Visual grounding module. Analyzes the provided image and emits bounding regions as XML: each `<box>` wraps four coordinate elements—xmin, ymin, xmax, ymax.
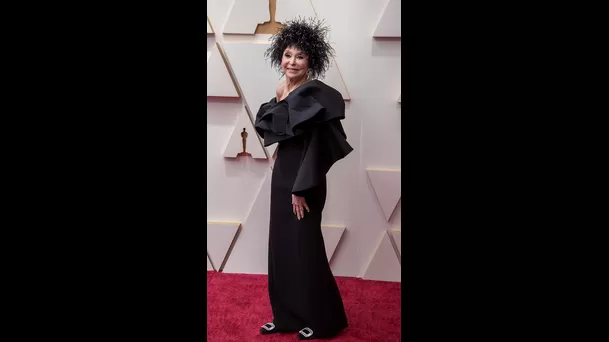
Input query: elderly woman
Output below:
<box><xmin>254</xmin><ymin>18</ymin><xmax>353</xmax><ymax>340</ymax></box>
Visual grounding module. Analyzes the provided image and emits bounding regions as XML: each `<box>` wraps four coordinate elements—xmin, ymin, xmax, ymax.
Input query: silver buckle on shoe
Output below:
<box><xmin>299</xmin><ymin>327</ymin><xmax>313</xmax><ymax>338</ymax></box>
<box><xmin>262</xmin><ymin>323</ymin><xmax>275</xmax><ymax>331</ymax></box>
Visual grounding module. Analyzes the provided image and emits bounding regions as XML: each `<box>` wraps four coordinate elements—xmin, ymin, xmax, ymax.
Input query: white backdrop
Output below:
<box><xmin>207</xmin><ymin>0</ymin><xmax>401</xmax><ymax>282</ymax></box>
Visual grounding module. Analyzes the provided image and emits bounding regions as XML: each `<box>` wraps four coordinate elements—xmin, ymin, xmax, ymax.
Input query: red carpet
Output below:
<box><xmin>207</xmin><ymin>271</ymin><xmax>401</xmax><ymax>341</ymax></box>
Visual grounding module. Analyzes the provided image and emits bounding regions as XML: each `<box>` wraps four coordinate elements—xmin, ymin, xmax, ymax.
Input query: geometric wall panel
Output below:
<box><xmin>390</xmin><ymin>228</ymin><xmax>401</xmax><ymax>256</ymax></box>
<box><xmin>224</xmin><ymin>0</ymin><xmax>318</xmax><ymax>34</ymax></box>
<box><xmin>207</xmin><ymin>221</ymin><xmax>241</xmax><ymax>272</ymax></box>
<box><xmin>373</xmin><ymin>0</ymin><xmax>401</xmax><ymax>38</ymax></box>
<box><xmin>207</xmin><ymin>42</ymin><xmax>240</xmax><ymax>98</ymax></box>
<box><xmin>223</xmin><ymin>0</ymin><xmax>270</xmax><ymax>34</ymax></box>
<box><xmin>274</xmin><ymin>0</ymin><xmax>316</xmax><ymax>23</ymax></box>
<box><xmin>221</xmin><ymin>169</ymin><xmax>273</xmax><ymax>274</ymax></box>
<box><xmin>206</xmin><ymin>0</ymin><xmax>222</xmax><ymax>34</ymax></box>
<box><xmin>323</xmin><ymin>59</ymin><xmax>351</xmax><ymax>101</ymax></box>
<box><xmin>221</xmin><ymin>43</ymin><xmax>275</xmax><ymax>122</ymax></box>
<box><xmin>363</xmin><ymin>231</ymin><xmax>401</xmax><ymax>282</ymax></box>
<box><xmin>366</xmin><ymin>169</ymin><xmax>401</xmax><ymax>221</ymax></box>
<box><xmin>321</xmin><ymin>225</ymin><xmax>346</xmax><ymax>263</ymax></box>
<box><xmin>207</xmin><ymin>17</ymin><xmax>214</xmax><ymax>34</ymax></box>
<box><xmin>267</xmin><ymin>145</ymin><xmax>278</xmax><ymax>167</ymax></box>
<box><xmin>223</xmin><ymin>106</ymin><xmax>268</xmax><ymax>159</ymax></box>
<box><xmin>207</xmin><ymin>254</ymin><xmax>214</xmax><ymax>271</ymax></box>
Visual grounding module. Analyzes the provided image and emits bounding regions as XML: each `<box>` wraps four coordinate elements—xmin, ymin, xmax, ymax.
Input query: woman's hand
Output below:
<box><xmin>292</xmin><ymin>194</ymin><xmax>310</xmax><ymax>220</ymax></box>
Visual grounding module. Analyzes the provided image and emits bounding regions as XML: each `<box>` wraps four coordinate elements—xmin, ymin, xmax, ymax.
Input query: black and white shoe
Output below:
<box><xmin>260</xmin><ymin>322</ymin><xmax>297</xmax><ymax>335</ymax></box>
<box><xmin>260</xmin><ymin>322</ymin><xmax>278</xmax><ymax>335</ymax></box>
<box><xmin>297</xmin><ymin>327</ymin><xmax>315</xmax><ymax>340</ymax></box>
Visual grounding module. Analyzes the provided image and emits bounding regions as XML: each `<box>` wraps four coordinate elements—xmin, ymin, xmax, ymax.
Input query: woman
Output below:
<box><xmin>254</xmin><ymin>18</ymin><xmax>353</xmax><ymax>340</ymax></box>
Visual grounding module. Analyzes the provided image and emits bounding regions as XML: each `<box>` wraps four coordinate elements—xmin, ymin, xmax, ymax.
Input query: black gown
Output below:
<box><xmin>254</xmin><ymin>80</ymin><xmax>353</xmax><ymax>338</ymax></box>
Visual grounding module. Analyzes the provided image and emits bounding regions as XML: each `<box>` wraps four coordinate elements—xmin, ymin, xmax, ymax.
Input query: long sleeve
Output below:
<box><xmin>292</xmin><ymin>120</ymin><xmax>353</xmax><ymax>196</ymax></box>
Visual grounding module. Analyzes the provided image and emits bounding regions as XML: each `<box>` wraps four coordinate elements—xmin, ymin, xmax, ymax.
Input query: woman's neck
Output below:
<box><xmin>285</xmin><ymin>76</ymin><xmax>308</xmax><ymax>92</ymax></box>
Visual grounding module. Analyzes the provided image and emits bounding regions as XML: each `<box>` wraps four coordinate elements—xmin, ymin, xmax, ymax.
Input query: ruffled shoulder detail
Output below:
<box><xmin>254</xmin><ymin>80</ymin><xmax>345</xmax><ymax>146</ymax></box>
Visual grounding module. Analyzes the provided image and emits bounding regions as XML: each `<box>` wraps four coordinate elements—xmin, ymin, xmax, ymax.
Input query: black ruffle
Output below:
<box><xmin>254</xmin><ymin>80</ymin><xmax>346</xmax><ymax>147</ymax></box>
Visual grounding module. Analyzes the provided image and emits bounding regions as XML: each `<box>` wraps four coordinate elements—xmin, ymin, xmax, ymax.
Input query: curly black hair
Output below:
<box><xmin>265</xmin><ymin>17</ymin><xmax>335</xmax><ymax>80</ymax></box>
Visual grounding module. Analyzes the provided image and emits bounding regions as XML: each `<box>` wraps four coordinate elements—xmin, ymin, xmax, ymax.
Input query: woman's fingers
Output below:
<box><xmin>292</xmin><ymin>197</ymin><xmax>311</xmax><ymax>220</ymax></box>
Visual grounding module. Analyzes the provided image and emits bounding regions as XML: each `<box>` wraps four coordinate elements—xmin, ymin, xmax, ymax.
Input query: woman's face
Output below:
<box><xmin>281</xmin><ymin>46</ymin><xmax>309</xmax><ymax>80</ymax></box>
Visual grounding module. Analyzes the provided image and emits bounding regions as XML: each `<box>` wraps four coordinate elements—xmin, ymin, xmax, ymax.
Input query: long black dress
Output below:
<box><xmin>254</xmin><ymin>80</ymin><xmax>353</xmax><ymax>338</ymax></box>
